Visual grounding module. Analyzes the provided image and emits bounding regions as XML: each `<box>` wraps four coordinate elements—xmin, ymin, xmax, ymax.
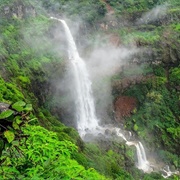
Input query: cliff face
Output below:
<box><xmin>1</xmin><ymin>1</ymin><xmax>36</xmax><ymax>19</ymax></box>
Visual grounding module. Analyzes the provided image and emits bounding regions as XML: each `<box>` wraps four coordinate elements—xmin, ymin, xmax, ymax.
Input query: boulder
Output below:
<box><xmin>0</xmin><ymin>102</ymin><xmax>10</xmax><ymax>113</ymax></box>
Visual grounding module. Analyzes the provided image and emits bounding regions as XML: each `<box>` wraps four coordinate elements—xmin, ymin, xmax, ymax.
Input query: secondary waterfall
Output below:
<box><xmin>114</xmin><ymin>128</ymin><xmax>151</xmax><ymax>172</ymax></box>
<box><xmin>51</xmin><ymin>17</ymin><xmax>99</xmax><ymax>136</ymax></box>
<box><xmin>126</xmin><ymin>141</ymin><xmax>150</xmax><ymax>172</ymax></box>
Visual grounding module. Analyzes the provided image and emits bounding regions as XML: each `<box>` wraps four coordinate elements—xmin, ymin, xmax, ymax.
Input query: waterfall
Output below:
<box><xmin>113</xmin><ymin>128</ymin><xmax>151</xmax><ymax>172</ymax></box>
<box><xmin>162</xmin><ymin>165</ymin><xmax>179</xmax><ymax>178</ymax></box>
<box><xmin>125</xmin><ymin>141</ymin><xmax>151</xmax><ymax>172</ymax></box>
<box><xmin>50</xmin><ymin>17</ymin><xmax>156</xmax><ymax>174</ymax></box>
<box><xmin>119</xmin><ymin>137</ymin><xmax>151</xmax><ymax>172</ymax></box>
<box><xmin>135</xmin><ymin>142</ymin><xmax>150</xmax><ymax>171</ymax></box>
<box><xmin>50</xmin><ymin>18</ymin><xmax>179</xmax><ymax>178</ymax></box>
<box><xmin>51</xmin><ymin>17</ymin><xmax>99</xmax><ymax>136</ymax></box>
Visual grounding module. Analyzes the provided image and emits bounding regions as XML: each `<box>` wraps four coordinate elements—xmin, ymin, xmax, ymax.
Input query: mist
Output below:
<box><xmin>20</xmin><ymin>0</ymin><xmax>141</xmax><ymax>126</ymax></box>
<box><xmin>136</xmin><ymin>3</ymin><xmax>168</xmax><ymax>24</ymax></box>
<box><xmin>48</xmin><ymin>16</ymin><xmax>138</xmax><ymax>125</ymax></box>
<box><xmin>85</xmin><ymin>40</ymin><xmax>138</xmax><ymax>123</ymax></box>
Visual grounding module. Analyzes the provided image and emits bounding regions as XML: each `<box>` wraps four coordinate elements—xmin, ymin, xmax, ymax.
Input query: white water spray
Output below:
<box><xmin>135</xmin><ymin>142</ymin><xmax>150</xmax><ymax>171</ymax></box>
<box><xmin>51</xmin><ymin>17</ymin><xmax>99</xmax><ymax>136</ymax></box>
<box><xmin>162</xmin><ymin>165</ymin><xmax>179</xmax><ymax>178</ymax></box>
<box><xmin>126</xmin><ymin>140</ymin><xmax>150</xmax><ymax>171</ymax></box>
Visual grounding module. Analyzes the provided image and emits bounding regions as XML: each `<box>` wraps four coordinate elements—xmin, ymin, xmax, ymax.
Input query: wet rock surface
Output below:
<box><xmin>1</xmin><ymin>1</ymin><xmax>36</xmax><ymax>19</ymax></box>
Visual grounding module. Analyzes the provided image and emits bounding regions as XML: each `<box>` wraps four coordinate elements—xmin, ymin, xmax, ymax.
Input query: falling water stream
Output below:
<box><xmin>50</xmin><ymin>17</ymin><xmax>99</xmax><ymax>136</ymax></box>
<box><xmin>50</xmin><ymin>17</ymin><xmax>179</xmax><ymax>177</ymax></box>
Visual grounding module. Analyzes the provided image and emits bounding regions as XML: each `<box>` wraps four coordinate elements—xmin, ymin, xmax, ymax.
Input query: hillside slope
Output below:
<box><xmin>0</xmin><ymin>0</ymin><xmax>179</xmax><ymax>179</ymax></box>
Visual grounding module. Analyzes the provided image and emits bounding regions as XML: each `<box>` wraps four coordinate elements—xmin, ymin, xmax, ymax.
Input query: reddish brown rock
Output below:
<box><xmin>114</xmin><ymin>96</ymin><xmax>137</xmax><ymax>122</ymax></box>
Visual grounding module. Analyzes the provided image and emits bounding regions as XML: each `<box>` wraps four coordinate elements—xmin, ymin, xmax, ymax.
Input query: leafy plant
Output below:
<box><xmin>0</xmin><ymin>100</ymin><xmax>34</xmax><ymax>155</ymax></box>
<box><xmin>0</xmin><ymin>125</ymin><xmax>107</xmax><ymax>180</ymax></box>
<box><xmin>169</xmin><ymin>66</ymin><xmax>180</xmax><ymax>85</ymax></box>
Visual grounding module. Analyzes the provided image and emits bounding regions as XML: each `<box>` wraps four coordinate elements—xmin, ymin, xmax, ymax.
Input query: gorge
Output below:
<box><xmin>0</xmin><ymin>0</ymin><xmax>179</xmax><ymax>179</ymax></box>
<box><xmin>52</xmin><ymin>17</ymin><xmax>177</xmax><ymax>176</ymax></box>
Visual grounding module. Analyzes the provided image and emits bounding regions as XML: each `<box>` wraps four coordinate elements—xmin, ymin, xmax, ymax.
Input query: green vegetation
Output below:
<box><xmin>41</xmin><ymin>0</ymin><xmax>106</xmax><ymax>24</ymax></box>
<box><xmin>120</xmin><ymin>65</ymin><xmax>180</xmax><ymax>170</ymax></box>
<box><xmin>0</xmin><ymin>0</ymin><xmax>180</xmax><ymax>179</ymax></box>
<box><xmin>0</xmin><ymin>125</ymin><xmax>107</xmax><ymax>180</ymax></box>
<box><xmin>0</xmin><ymin>77</ymin><xmax>25</xmax><ymax>103</ymax></box>
<box><xmin>106</xmin><ymin>0</ymin><xmax>163</xmax><ymax>15</ymax></box>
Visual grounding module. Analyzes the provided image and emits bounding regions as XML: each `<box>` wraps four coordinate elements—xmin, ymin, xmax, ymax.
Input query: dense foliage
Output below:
<box><xmin>0</xmin><ymin>0</ymin><xmax>179</xmax><ymax>179</ymax></box>
<box><xmin>0</xmin><ymin>125</ymin><xmax>107</xmax><ymax>180</ymax></box>
<box><xmin>110</xmin><ymin>0</ymin><xmax>180</xmax><ymax>175</ymax></box>
<box><xmin>40</xmin><ymin>0</ymin><xmax>107</xmax><ymax>24</ymax></box>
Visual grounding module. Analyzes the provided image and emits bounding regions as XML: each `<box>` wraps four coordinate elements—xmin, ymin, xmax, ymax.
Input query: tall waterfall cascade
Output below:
<box><xmin>50</xmin><ymin>17</ymin><xmax>99</xmax><ymax>137</ymax></box>
<box><xmin>51</xmin><ymin>16</ymin><xmax>152</xmax><ymax>173</ymax></box>
<box><xmin>50</xmin><ymin>17</ymin><xmax>179</xmax><ymax>177</ymax></box>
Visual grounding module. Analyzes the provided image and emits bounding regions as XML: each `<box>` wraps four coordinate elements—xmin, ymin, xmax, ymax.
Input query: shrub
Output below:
<box><xmin>169</xmin><ymin>66</ymin><xmax>180</xmax><ymax>85</ymax></box>
<box><xmin>0</xmin><ymin>125</ymin><xmax>107</xmax><ymax>179</ymax></box>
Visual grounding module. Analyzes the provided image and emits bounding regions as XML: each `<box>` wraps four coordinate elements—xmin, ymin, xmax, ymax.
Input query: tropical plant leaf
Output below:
<box><xmin>15</xmin><ymin>116</ymin><xmax>22</xmax><ymax>125</ymax></box>
<box><xmin>12</xmin><ymin>121</ymin><xmax>20</xmax><ymax>130</ymax></box>
<box><xmin>4</xmin><ymin>130</ymin><xmax>15</xmax><ymax>143</ymax></box>
<box><xmin>11</xmin><ymin>140</ymin><xmax>19</xmax><ymax>146</ymax></box>
<box><xmin>12</xmin><ymin>101</ymin><xmax>26</xmax><ymax>112</ymax></box>
<box><xmin>24</xmin><ymin>104</ymin><xmax>32</xmax><ymax>111</ymax></box>
<box><xmin>0</xmin><ymin>110</ymin><xmax>14</xmax><ymax>120</ymax></box>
